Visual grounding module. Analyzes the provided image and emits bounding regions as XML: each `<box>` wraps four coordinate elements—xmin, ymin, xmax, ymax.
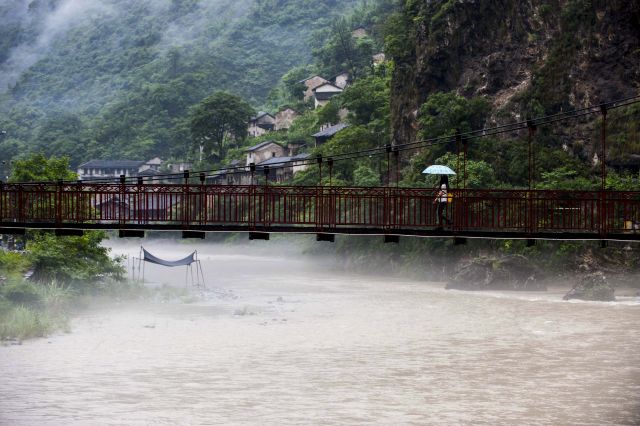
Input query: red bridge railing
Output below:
<box><xmin>1</xmin><ymin>182</ymin><xmax>639</xmax><ymax>239</ymax></box>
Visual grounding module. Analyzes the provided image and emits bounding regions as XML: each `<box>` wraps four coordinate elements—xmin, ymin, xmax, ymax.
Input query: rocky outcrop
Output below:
<box><xmin>446</xmin><ymin>254</ymin><xmax>546</xmax><ymax>291</ymax></box>
<box><xmin>563</xmin><ymin>271</ymin><xmax>615</xmax><ymax>301</ymax></box>
<box><xmin>562</xmin><ymin>248</ymin><xmax>616</xmax><ymax>301</ymax></box>
<box><xmin>390</xmin><ymin>0</ymin><xmax>640</xmax><ymax>144</ymax></box>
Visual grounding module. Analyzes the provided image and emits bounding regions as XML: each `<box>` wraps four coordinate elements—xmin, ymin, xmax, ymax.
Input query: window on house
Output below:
<box><xmin>272</xmin><ymin>152</ymin><xmax>276</xmax><ymax>157</ymax></box>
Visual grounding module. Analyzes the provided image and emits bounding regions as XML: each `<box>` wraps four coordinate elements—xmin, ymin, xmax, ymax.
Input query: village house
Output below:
<box><xmin>137</xmin><ymin>168</ymin><xmax>161</xmax><ymax>181</ymax></box>
<box><xmin>245</xmin><ymin>140</ymin><xmax>286</xmax><ymax>166</ymax></box>
<box><xmin>77</xmin><ymin>159</ymin><xmax>148</xmax><ymax>180</ymax></box>
<box><xmin>312</xmin><ymin>123</ymin><xmax>348</xmax><ymax>147</ymax></box>
<box><xmin>77</xmin><ymin>158</ymin><xmax>195</xmax><ymax>181</ymax></box>
<box><xmin>139</xmin><ymin>157</ymin><xmax>162</xmax><ymax>172</ymax></box>
<box><xmin>256</xmin><ymin>153</ymin><xmax>310</xmax><ymax>183</ymax></box>
<box><xmin>206</xmin><ymin>159</ymin><xmax>244</xmax><ymax>185</ymax></box>
<box><xmin>275</xmin><ymin>107</ymin><xmax>299</xmax><ymax>130</ymax></box>
<box><xmin>248</xmin><ymin>111</ymin><xmax>276</xmax><ymax>137</ymax></box>
<box><xmin>300</xmin><ymin>75</ymin><xmax>329</xmax><ymax>100</ymax></box>
<box><xmin>209</xmin><ymin>141</ymin><xmax>309</xmax><ymax>185</ymax></box>
<box><xmin>94</xmin><ymin>196</ymin><xmax>130</xmax><ymax>220</ymax></box>
<box><xmin>312</xmin><ymin>82</ymin><xmax>343</xmax><ymax>109</ymax></box>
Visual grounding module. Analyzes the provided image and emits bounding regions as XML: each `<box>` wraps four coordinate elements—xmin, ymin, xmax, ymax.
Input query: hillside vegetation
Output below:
<box><xmin>0</xmin><ymin>0</ymin><xmax>361</xmax><ymax>166</ymax></box>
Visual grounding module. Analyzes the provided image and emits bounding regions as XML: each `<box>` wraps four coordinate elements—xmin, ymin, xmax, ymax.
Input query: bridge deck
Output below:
<box><xmin>1</xmin><ymin>182</ymin><xmax>639</xmax><ymax>240</ymax></box>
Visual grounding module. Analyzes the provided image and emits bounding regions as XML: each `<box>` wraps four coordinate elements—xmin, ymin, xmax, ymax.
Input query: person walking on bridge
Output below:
<box><xmin>434</xmin><ymin>175</ymin><xmax>451</xmax><ymax>228</ymax></box>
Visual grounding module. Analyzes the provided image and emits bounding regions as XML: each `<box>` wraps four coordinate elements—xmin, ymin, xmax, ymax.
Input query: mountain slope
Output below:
<box><xmin>0</xmin><ymin>0</ymin><xmax>358</xmax><ymax>166</ymax></box>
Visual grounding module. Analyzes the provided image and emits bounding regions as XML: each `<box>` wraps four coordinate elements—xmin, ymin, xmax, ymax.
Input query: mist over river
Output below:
<box><xmin>1</xmin><ymin>240</ymin><xmax>639</xmax><ymax>425</ymax></box>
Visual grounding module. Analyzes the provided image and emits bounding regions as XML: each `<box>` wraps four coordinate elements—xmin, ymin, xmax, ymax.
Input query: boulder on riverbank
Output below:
<box><xmin>446</xmin><ymin>255</ymin><xmax>546</xmax><ymax>291</ymax></box>
<box><xmin>563</xmin><ymin>271</ymin><xmax>615</xmax><ymax>301</ymax></box>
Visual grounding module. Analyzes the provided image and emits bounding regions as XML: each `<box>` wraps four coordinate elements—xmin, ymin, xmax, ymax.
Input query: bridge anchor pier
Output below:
<box><xmin>249</xmin><ymin>232</ymin><xmax>269</xmax><ymax>241</ymax></box>
<box><xmin>119</xmin><ymin>230</ymin><xmax>145</xmax><ymax>238</ymax></box>
<box><xmin>384</xmin><ymin>235</ymin><xmax>400</xmax><ymax>244</ymax></box>
<box><xmin>316</xmin><ymin>233</ymin><xmax>335</xmax><ymax>242</ymax></box>
<box><xmin>182</xmin><ymin>231</ymin><xmax>205</xmax><ymax>239</ymax></box>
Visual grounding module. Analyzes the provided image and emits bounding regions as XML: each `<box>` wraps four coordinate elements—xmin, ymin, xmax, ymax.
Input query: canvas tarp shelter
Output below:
<box><xmin>142</xmin><ymin>248</ymin><xmax>195</xmax><ymax>267</ymax></box>
<box><xmin>132</xmin><ymin>247</ymin><xmax>205</xmax><ymax>287</ymax></box>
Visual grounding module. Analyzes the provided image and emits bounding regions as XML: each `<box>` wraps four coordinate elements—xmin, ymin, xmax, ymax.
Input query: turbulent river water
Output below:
<box><xmin>1</xmin><ymin>241</ymin><xmax>639</xmax><ymax>425</ymax></box>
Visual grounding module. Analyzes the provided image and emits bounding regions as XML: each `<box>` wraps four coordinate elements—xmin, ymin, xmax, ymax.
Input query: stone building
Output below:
<box><xmin>300</xmin><ymin>75</ymin><xmax>329</xmax><ymax>100</ymax></box>
<box><xmin>312</xmin><ymin>82</ymin><xmax>343</xmax><ymax>108</ymax></box>
<box><xmin>248</xmin><ymin>112</ymin><xmax>276</xmax><ymax>137</ymax></box>
<box><xmin>77</xmin><ymin>160</ymin><xmax>147</xmax><ymax>180</ymax></box>
<box><xmin>245</xmin><ymin>141</ymin><xmax>285</xmax><ymax>166</ymax></box>
<box><xmin>275</xmin><ymin>107</ymin><xmax>299</xmax><ymax>130</ymax></box>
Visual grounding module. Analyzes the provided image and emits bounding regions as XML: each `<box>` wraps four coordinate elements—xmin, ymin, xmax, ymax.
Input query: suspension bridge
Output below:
<box><xmin>0</xmin><ymin>97</ymin><xmax>638</xmax><ymax>244</ymax></box>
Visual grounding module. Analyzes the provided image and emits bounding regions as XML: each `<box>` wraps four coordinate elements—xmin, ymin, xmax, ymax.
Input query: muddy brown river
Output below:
<box><xmin>1</xmin><ymin>241</ymin><xmax>639</xmax><ymax>425</ymax></box>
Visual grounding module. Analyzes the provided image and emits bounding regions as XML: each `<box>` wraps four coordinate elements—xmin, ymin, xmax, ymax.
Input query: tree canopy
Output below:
<box><xmin>189</xmin><ymin>92</ymin><xmax>254</xmax><ymax>163</ymax></box>
<box><xmin>9</xmin><ymin>153</ymin><xmax>76</xmax><ymax>182</ymax></box>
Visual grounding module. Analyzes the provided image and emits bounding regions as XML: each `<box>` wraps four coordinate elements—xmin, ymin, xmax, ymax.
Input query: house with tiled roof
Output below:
<box><xmin>77</xmin><ymin>158</ymin><xmax>171</xmax><ymax>181</ymax></box>
<box><xmin>256</xmin><ymin>153</ymin><xmax>311</xmax><ymax>182</ymax></box>
<box><xmin>275</xmin><ymin>107</ymin><xmax>299</xmax><ymax>130</ymax></box>
<box><xmin>312</xmin><ymin>123</ymin><xmax>348</xmax><ymax>146</ymax></box>
<box><xmin>248</xmin><ymin>111</ymin><xmax>276</xmax><ymax>137</ymax></box>
<box><xmin>312</xmin><ymin>82</ymin><xmax>343</xmax><ymax>109</ymax></box>
<box><xmin>77</xmin><ymin>160</ymin><xmax>146</xmax><ymax>180</ymax></box>
<box><xmin>245</xmin><ymin>140</ymin><xmax>285</xmax><ymax>166</ymax></box>
<box><xmin>299</xmin><ymin>75</ymin><xmax>329</xmax><ymax>100</ymax></box>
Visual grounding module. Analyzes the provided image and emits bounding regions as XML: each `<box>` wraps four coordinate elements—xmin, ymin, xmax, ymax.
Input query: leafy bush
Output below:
<box><xmin>27</xmin><ymin>230</ymin><xmax>125</xmax><ymax>290</ymax></box>
<box><xmin>0</xmin><ymin>250</ymin><xmax>30</xmax><ymax>275</ymax></box>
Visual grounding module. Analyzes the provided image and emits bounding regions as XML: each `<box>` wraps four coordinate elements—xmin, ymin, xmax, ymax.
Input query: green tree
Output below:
<box><xmin>340</xmin><ymin>68</ymin><xmax>390</xmax><ymax>134</ymax></box>
<box><xmin>189</xmin><ymin>92</ymin><xmax>254</xmax><ymax>163</ymax></box>
<box><xmin>353</xmin><ymin>164</ymin><xmax>380</xmax><ymax>186</ymax></box>
<box><xmin>314</xmin><ymin>18</ymin><xmax>374</xmax><ymax>80</ymax></box>
<box><xmin>27</xmin><ymin>231</ymin><xmax>124</xmax><ymax>289</ymax></box>
<box><xmin>9</xmin><ymin>153</ymin><xmax>76</xmax><ymax>182</ymax></box>
<box><xmin>316</xmin><ymin>101</ymin><xmax>340</xmax><ymax>127</ymax></box>
<box><xmin>318</xmin><ymin>125</ymin><xmax>380</xmax><ymax>183</ymax></box>
<box><xmin>419</xmin><ymin>92</ymin><xmax>489</xmax><ymax>140</ymax></box>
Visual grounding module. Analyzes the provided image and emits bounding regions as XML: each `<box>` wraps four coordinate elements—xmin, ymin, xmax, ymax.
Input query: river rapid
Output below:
<box><xmin>1</xmin><ymin>240</ymin><xmax>639</xmax><ymax>425</ymax></box>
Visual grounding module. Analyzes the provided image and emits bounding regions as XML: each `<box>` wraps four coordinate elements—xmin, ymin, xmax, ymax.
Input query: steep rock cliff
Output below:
<box><xmin>390</xmin><ymin>0</ymin><xmax>640</xmax><ymax>145</ymax></box>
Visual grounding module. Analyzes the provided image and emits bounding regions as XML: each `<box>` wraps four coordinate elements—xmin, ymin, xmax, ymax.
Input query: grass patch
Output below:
<box><xmin>0</xmin><ymin>305</ymin><xmax>56</xmax><ymax>340</ymax></box>
<box><xmin>0</xmin><ymin>281</ymin><xmax>75</xmax><ymax>341</ymax></box>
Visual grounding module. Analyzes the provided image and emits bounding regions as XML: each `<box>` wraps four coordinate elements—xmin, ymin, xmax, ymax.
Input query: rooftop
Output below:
<box><xmin>257</xmin><ymin>153</ymin><xmax>310</xmax><ymax>168</ymax></box>
<box><xmin>312</xmin><ymin>123</ymin><xmax>348</xmax><ymax>138</ymax></box>
<box><xmin>251</xmin><ymin>111</ymin><xmax>274</xmax><ymax>121</ymax></box>
<box><xmin>78</xmin><ymin>160</ymin><xmax>145</xmax><ymax>169</ymax></box>
<box><xmin>245</xmin><ymin>140</ymin><xmax>282</xmax><ymax>152</ymax></box>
